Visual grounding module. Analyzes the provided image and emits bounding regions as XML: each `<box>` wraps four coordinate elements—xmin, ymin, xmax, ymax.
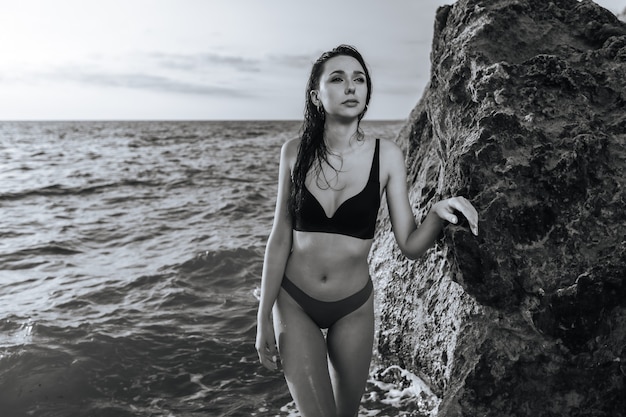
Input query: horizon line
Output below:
<box><xmin>0</xmin><ymin>118</ymin><xmax>408</xmax><ymax>123</ymax></box>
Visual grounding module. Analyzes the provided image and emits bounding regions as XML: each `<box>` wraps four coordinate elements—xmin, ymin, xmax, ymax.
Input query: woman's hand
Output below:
<box><xmin>255</xmin><ymin>314</ymin><xmax>279</xmax><ymax>371</ymax></box>
<box><xmin>432</xmin><ymin>196</ymin><xmax>479</xmax><ymax>236</ymax></box>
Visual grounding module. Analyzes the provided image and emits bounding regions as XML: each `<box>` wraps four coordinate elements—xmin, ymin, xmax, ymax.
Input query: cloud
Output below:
<box><xmin>150</xmin><ymin>52</ymin><xmax>262</xmax><ymax>73</ymax></box>
<box><xmin>149</xmin><ymin>51</ymin><xmax>318</xmax><ymax>73</ymax></box>
<box><xmin>41</xmin><ymin>69</ymin><xmax>250</xmax><ymax>97</ymax></box>
<box><xmin>266</xmin><ymin>53</ymin><xmax>317</xmax><ymax>69</ymax></box>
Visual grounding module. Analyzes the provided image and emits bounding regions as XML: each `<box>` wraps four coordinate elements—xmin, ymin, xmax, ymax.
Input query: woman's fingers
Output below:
<box><xmin>453</xmin><ymin>197</ymin><xmax>479</xmax><ymax>235</ymax></box>
<box><xmin>442</xmin><ymin>197</ymin><xmax>479</xmax><ymax>235</ymax></box>
<box><xmin>263</xmin><ymin>352</ymin><xmax>279</xmax><ymax>370</ymax></box>
<box><xmin>256</xmin><ymin>318</ymin><xmax>280</xmax><ymax>370</ymax></box>
<box><xmin>257</xmin><ymin>341</ymin><xmax>279</xmax><ymax>370</ymax></box>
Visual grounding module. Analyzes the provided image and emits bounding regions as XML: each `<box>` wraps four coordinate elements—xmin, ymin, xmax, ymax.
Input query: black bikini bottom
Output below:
<box><xmin>280</xmin><ymin>274</ymin><xmax>373</xmax><ymax>329</ymax></box>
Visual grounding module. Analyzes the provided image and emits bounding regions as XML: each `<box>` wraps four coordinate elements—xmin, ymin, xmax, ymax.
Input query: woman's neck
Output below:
<box><xmin>323</xmin><ymin>118</ymin><xmax>360</xmax><ymax>153</ymax></box>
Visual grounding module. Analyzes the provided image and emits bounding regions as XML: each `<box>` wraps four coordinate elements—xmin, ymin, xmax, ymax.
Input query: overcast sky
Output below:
<box><xmin>1</xmin><ymin>0</ymin><xmax>624</xmax><ymax>121</ymax></box>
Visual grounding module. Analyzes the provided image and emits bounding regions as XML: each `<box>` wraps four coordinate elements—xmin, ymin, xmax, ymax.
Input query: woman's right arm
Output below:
<box><xmin>255</xmin><ymin>140</ymin><xmax>295</xmax><ymax>370</ymax></box>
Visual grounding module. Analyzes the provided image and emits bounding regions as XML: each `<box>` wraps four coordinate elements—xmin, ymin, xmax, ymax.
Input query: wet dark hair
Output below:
<box><xmin>289</xmin><ymin>44</ymin><xmax>372</xmax><ymax>219</ymax></box>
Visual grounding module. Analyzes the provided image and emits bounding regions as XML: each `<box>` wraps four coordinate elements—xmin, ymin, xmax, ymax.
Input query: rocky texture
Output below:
<box><xmin>370</xmin><ymin>0</ymin><xmax>626</xmax><ymax>416</ymax></box>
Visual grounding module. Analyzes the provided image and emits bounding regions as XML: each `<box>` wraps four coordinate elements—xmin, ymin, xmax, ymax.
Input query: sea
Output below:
<box><xmin>0</xmin><ymin>120</ymin><xmax>439</xmax><ymax>417</ymax></box>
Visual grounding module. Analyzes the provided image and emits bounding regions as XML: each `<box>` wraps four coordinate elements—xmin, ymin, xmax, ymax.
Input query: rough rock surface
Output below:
<box><xmin>370</xmin><ymin>0</ymin><xmax>626</xmax><ymax>415</ymax></box>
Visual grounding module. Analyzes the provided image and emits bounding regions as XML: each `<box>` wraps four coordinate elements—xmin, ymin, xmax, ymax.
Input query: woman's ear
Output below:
<box><xmin>310</xmin><ymin>90</ymin><xmax>320</xmax><ymax>106</ymax></box>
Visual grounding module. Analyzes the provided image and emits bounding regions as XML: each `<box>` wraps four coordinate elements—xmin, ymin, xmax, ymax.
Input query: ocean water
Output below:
<box><xmin>0</xmin><ymin>120</ymin><xmax>438</xmax><ymax>417</ymax></box>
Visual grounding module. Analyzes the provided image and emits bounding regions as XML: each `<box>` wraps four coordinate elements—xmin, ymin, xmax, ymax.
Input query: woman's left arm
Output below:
<box><xmin>383</xmin><ymin>140</ymin><xmax>478</xmax><ymax>260</ymax></box>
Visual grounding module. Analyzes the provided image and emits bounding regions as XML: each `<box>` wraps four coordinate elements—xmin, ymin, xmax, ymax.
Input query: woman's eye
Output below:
<box><xmin>355</xmin><ymin>77</ymin><xmax>365</xmax><ymax>83</ymax></box>
<box><xmin>331</xmin><ymin>77</ymin><xmax>343</xmax><ymax>82</ymax></box>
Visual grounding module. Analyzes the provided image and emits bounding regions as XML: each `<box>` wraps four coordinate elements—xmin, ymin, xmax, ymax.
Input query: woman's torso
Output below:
<box><xmin>284</xmin><ymin>137</ymin><xmax>384</xmax><ymax>301</ymax></box>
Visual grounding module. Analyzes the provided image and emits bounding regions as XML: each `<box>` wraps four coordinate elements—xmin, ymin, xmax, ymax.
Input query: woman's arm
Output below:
<box><xmin>255</xmin><ymin>140</ymin><xmax>295</xmax><ymax>370</ymax></box>
<box><xmin>383</xmin><ymin>140</ymin><xmax>478</xmax><ymax>260</ymax></box>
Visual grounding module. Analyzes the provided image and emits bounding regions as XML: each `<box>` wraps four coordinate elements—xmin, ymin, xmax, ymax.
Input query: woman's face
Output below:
<box><xmin>313</xmin><ymin>55</ymin><xmax>368</xmax><ymax>120</ymax></box>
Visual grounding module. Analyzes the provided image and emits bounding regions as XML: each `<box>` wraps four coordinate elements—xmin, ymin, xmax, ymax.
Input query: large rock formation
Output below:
<box><xmin>370</xmin><ymin>0</ymin><xmax>626</xmax><ymax>415</ymax></box>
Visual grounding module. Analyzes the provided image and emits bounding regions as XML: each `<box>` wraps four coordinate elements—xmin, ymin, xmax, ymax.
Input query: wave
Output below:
<box><xmin>0</xmin><ymin>172</ymin><xmax>238</xmax><ymax>202</ymax></box>
<box><xmin>3</xmin><ymin>246</ymin><xmax>264</xmax><ymax>332</ymax></box>
<box><xmin>0</xmin><ymin>179</ymin><xmax>166</xmax><ymax>201</ymax></box>
<box><xmin>10</xmin><ymin>242</ymin><xmax>83</xmax><ymax>256</ymax></box>
<box><xmin>0</xmin><ymin>242</ymin><xmax>83</xmax><ymax>270</ymax></box>
<box><xmin>127</xmin><ymin>135</ymin><xmax>200</xmax><ymax>148</ymax></box>
<box><xmin>177</xmin><ymin>247</ymin><xmax>263</xmax><ymax>277</ymax></box>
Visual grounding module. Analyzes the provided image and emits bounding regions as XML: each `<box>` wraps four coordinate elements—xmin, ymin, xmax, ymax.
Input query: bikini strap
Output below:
<box><xmin>369</xmin><ymin>139</ymin><xmax>380</xmax><ymax>183</ymax></box>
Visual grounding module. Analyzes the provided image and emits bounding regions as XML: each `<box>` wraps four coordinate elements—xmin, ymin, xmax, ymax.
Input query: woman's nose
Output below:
<box><xmin>346</xmin><ymin>82</ymin><xmax>355</xmax><ymax>94</ymax></box>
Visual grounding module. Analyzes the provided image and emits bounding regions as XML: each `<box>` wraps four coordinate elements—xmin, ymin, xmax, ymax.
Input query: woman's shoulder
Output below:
<box><xmin>375</xmin><ymin>138</ymin><xmax>406</xmax><ymax>182</ymax></box>
<box><xmin>280</xmin><ymin>137</ymin><xmax>301</xmax><ymax>162</ymax></box>
<box><xmin>377</xmin><ymin>137</ymin><xmax>404</xmax><ymax>160</ymax></box>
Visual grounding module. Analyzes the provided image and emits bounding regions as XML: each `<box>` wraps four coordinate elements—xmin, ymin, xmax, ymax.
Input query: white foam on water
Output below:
<box><xmin>365</xmin><ymin>365</ymin><xmax>440</xmax><ymax>416</ymax></box>
<box><xmin>272</xmin><ymin>365</ymin><xmax>440</xmax><ymax>417</ymax></box>
<box><xmin>0</xmin><ymin>318</ymin><xmax>35</xmax><ymax>349</ymax></box>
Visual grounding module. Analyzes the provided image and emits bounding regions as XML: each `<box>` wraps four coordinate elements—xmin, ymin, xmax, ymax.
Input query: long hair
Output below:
<box><xmin>289</xmin><ymin>44</ymin><xmax>372</xmax><ymax>218</ymax></box>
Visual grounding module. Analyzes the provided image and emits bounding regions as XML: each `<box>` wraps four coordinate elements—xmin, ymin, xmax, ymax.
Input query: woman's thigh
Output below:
<box><xmin>273</xmin><ymin>289</ymin><xmax>336</xmax><ymax>417</ymax></box>
<box><xmin>326</xmin><ymin>293</ymin><xmax>375</xmax><ymax>417</ymax></box>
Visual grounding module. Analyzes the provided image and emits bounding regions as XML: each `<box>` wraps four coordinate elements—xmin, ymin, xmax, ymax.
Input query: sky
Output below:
<box><xmin>1</xmin><ymin>0</ymin><xmax>624</xmax><ymax>121</ymax></box>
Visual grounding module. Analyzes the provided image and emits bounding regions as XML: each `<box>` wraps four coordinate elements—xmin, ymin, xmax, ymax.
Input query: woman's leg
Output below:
<box><xmin>273</xmin><ymin>288</ymin><xmax>337</xmax><ymax>417</ymax></box>
<box><xmin>326</xmin><ymin>292</ymin><xmax>375</xmax><ymax>417</ymax></box>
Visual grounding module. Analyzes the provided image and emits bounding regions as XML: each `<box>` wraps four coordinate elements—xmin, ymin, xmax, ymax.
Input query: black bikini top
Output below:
<box><xmin>293</xmin><ymin>139</ymin><xmax>380</xmax><ymax>239</ymax></box>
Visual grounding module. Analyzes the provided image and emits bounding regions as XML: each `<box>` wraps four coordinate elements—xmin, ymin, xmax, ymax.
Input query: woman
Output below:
<box><xmin>255</xmin><ymin>44</ymin><xmax>478</xmax><ymax>417</ymax></box>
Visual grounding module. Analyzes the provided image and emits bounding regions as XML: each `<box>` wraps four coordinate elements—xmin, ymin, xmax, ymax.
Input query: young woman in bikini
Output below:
<box><xmin>255</xmin><ymin>44</ymin><xmax>479</xmax><ymax>417</ymax></box>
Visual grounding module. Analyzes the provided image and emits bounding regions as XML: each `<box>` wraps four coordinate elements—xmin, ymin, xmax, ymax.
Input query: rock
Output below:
<box><xmin>370</xmin><ymin>0</ymin><xmax>626</xmax><ymax>416</ymax></box>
